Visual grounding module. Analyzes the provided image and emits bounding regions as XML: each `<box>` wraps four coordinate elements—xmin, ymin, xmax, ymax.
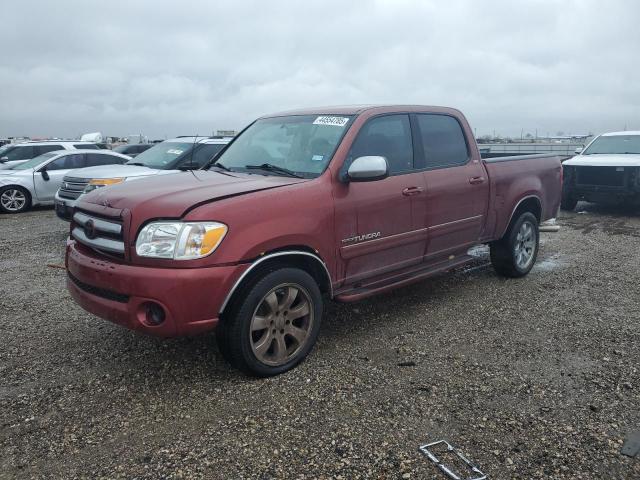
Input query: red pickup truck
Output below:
<box><xmin>66</xmin><ymin>105</ymin><xmax>562</xmax><ymax>376</ymax></box>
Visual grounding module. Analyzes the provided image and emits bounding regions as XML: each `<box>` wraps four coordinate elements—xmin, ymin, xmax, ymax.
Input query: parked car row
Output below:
<box><xmin>6</xmin><ymin>105</ymin><xmax>634</xmax><ymax>376</ymax></box>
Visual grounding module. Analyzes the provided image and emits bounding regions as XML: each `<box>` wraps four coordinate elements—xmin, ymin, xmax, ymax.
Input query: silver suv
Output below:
<box><xmin>55</xmin><ymin>136</ymin><xmax>231</xmax><ymax>220</ymax></box>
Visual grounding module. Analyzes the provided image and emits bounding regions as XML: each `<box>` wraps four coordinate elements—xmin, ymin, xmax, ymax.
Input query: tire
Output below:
<box><xmin>560</xmin><ymin>190</ymin><xmax>577</xmax><ymax>211</ymax></box>
<box><xmin>490</xmin><ymin>212</ymin><xmax>539</xmax><ymax>278</ymax></box>
<box><xmin>0</xmin><ymin>186</ymin><xmax>31</xmax><ymax>214</ymax></box>
<box><xmin>216</xmin><ymin>267</ymin><xmax>323</xmax><ymax>377</ymax></box>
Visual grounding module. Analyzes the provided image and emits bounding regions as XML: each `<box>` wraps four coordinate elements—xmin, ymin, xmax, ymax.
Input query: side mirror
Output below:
<box><xmin>0</xmin><ymin>157</ymin><xmax>7</xmax><ymax>162</ymax></box>
<box><xmin>40</xmin><ymin>168</ymin><xmax>50</xmax><ymax>181</ymax></box>
<box><xmin>346</xmin><ymin>156</ymin><xmax>389</xmax><ymax>182</ymax></box>
<box><xmin>574</xmin><ymin>147</ymin><xmax>583</xmax><ymax>154</ymax></box>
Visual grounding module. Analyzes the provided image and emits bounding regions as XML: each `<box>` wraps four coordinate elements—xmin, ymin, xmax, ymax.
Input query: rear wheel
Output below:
<box><xmin>216</xmin><ymin>267</ymin><xmax>323</xmax><ymax>376</ymax></box>
<box><xmin>490</xmin><ymin>212</ymin><xmax>539</xmax><ymax>278</ymax></box>
<box><xmin>0</xmin><ymin>186</ymin><xmax>31</xmax><ymax>214</ymax></box>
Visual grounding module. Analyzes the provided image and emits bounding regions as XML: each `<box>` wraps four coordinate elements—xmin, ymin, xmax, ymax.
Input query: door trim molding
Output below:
<box><xmin>340</xmin><ymin>227</ymin><xmax>428</xmax><ymax>260</ymax></box>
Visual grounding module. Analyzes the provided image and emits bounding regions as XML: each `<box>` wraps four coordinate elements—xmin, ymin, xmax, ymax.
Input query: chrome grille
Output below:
<box><xmin>59</xmin><ymin>176</ymin><xmax>89</xmax><ymax>200</ymax></box>
<box><xmin>71</xmin><ymin>211</ymin><xmax>125</xmax><ymax>255</ymax></box>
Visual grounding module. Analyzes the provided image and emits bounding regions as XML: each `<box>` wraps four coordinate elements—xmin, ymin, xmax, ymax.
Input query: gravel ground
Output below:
<box><xmin>1</xmin><ymin>203</ymin><xmax>639</xmax><ymax>479</ymax></box>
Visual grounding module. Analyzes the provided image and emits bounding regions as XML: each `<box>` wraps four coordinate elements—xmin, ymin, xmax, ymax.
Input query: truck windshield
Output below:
<box><xmin>583</xmin><ymin>135</ymin><xmax>640</xmax><ymax>155</ymax></box>
<box><xmin>212</xmin><ymin>115</ymin><xmax>353</xmax><ymax>178</ymax></box>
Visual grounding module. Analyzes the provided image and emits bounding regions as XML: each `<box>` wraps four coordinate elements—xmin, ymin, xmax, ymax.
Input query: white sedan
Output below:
<box><xmin>0</xmin><ymin>149</ymin><xmax>131</xmax><ymax>214</ymax></box>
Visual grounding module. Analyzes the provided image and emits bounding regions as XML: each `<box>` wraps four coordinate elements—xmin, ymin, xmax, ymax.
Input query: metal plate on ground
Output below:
<box><xmin>419</xmin><ymin>440</ymin><xmax>487</xmax><ymax>480</ymax></box>
<box><xmin>621</xmin><ymin>431</ymin><xmax>640</xmax><ymax>458</ymax></box>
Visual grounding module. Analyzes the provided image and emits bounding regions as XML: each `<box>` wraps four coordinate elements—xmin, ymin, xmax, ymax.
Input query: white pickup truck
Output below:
<box><xmin>54</xmin><ymin>136</ymin><xmax>231</xmax><ymax>220</ymax></box>
<box><xmin>561</xmin><ymin>131</ymin><xmax>640</xmax><ymax>210</ymax></box>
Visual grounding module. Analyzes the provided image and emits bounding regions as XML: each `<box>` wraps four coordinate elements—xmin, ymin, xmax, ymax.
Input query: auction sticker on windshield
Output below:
<box><xmin>313</xmin><ymin>116</ymin><xmax>349</xmax><ymax>127</ymax></box>
<box><xmin>167</xmin><ymin>149</ymin><xmax>184</xmax><ymax>155</ymax></box>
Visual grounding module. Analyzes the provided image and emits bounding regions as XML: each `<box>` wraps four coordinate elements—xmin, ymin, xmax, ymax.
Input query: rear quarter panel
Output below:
<box><xmin>483</xmin><ymin>156</ymin><xmax>562</xmax><ymax>240</ymax></box>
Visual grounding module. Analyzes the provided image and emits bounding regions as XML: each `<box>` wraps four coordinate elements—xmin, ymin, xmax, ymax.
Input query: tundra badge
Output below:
<box><xmin>341</xmin><ymin>232</ymin><xmax>381</xmax><ymax>244</ymax></box>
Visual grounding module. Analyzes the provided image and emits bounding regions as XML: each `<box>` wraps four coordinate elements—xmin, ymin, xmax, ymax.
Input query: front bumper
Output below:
<box><xmin>66</xmin><ymin>239</ymin><xmax>247</xmax><ymax>337</ymax></box>
<box><xmin>54</xmin><ymin>192</ymin><xmax>77</xmax><ymax>221</ymax></box>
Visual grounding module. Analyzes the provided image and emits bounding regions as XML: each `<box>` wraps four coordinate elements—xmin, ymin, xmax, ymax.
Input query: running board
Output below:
<box><xmin>335</xmin><ymin>255</ymin><xmax>474</xmax><ymax>303</ymax></box>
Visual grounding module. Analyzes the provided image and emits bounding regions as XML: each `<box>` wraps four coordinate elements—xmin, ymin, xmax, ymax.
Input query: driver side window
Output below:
<box><xmin>347</xmin><ymin>115</ymin><xmax>414</xmax><ymax>175</ymax></box>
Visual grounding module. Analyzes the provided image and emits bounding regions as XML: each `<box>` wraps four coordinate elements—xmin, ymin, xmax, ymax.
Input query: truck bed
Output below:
<box><xmin>481</xmin><ymin>153</ymin><xmax>564</xmax><ymax>241</ymax></box>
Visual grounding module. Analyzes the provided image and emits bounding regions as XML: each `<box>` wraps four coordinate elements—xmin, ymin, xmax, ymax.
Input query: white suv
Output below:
<box><xmin>0</xmin><ymin>141</ymin><xmax>99</xmax><ymax>170</ymax></box>
<box><xmin>54</xmin><ymin>136</ymin><xmax>231</xmax><ymax>220</ymax></box>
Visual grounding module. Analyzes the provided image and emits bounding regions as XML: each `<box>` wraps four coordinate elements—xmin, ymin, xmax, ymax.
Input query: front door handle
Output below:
<box><xmin>469</xmin><ymin>176</ymin><xmax>485</xmax><ymax>185</ymax></box>
<box><xmin>402</xmin><ymin>186</ymin><xmax>424</xmax><ymax>196</ymax></box>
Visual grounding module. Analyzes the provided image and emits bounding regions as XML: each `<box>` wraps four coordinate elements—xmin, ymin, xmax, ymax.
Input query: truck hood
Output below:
<box><xmin>563</xmin><ymin>154</ymin><xmax>640</xmax><ymax>167</ymax></box>
<box><xmin>65</xmin><ymin>164</ymin><xmax>170</xmax><ymax>179</ymax></box>
<box><xmin>82</xmin><ymin>170</ymin><xmax>308</xmax><ymax>218</ymax></box>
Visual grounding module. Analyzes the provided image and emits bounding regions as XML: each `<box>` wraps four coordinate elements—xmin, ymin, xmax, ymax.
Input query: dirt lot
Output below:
<box><xmin>1</xmin><ymin>204</ymin><xmax>639</xmax><ymax>479</ymax></box>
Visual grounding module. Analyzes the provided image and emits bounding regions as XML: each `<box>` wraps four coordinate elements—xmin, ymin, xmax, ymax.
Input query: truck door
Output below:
<box><xmin>413</xmin><ymin>113</ymin><xmax>489</xmax><ymax>259</ymax></box>
<box><xmin>334</xmin><ymin>114</ymin><xmax>428</xmax><ymax>284</ymax></box>
<box><xmin>34</xmin><ymin>153</ymin><xmax>86</xmax><ymax>201</ymax></box>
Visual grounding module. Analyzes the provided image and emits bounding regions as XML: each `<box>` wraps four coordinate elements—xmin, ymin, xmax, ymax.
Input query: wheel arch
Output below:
<box><xmin>500</xmin><ymin>195</ymin><xmax>542</xmax><ymax>239</ymax></box>
<box><xmin>219</xmin><ymin>248</ymin><xmax>333</xmax><ymax>316</ymax></box>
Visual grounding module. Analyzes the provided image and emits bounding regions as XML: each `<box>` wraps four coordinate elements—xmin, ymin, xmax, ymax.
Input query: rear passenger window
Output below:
<box><xmin>416</xmin><ymin>114</ymin><xmax>469</xmax><ymax>168</ymax></box>
<box><xmin>348</xmin><ymin>114</ymin><xmax>413</xmax><ymax>174</ymax></box>
<box><xmin>47</xmin><ymin>154</ymin><xmax>85</xmax><ymax>170</ymax></box>
<box><xmin>87</xmin><ymin>153</ymin><xmax>126</xmax><ymax>166</ymax></box>
<box><xmin>74</xmin><ymin>144</ymin><xmax>98</xmax><ymax>149</ymax></box>
<box><xmin>38</xmin><ymin>145</ymin><xmax>64</xmax><ymax>154</ymax></box>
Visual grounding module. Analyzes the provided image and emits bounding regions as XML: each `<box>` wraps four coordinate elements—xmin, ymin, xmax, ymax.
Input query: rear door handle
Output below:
<box><xmin>469</xmin><ymin>176</ymin><xmax>485</xmax><ymax>185</ymax></box>
<box><xmin>402</xmin><ymin>186</ymin><xmax>424</xmax><ymax>196</ymax></box>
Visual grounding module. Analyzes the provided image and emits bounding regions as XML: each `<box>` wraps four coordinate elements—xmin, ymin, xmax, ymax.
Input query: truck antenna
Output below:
<box><xmin>190</xmin><ymin>134</ymin><xmax>198</xmax><ymax>168</ymax></box>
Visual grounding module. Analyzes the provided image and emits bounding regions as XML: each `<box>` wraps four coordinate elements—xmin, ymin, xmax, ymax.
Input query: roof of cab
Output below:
<box><xmin>260</xmin><ymin>104</ymin><xmax>462</xmax><ymax>118</ymax></box>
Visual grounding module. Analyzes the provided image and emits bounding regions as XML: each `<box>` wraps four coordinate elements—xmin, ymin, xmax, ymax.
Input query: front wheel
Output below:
<box><xmin>490</xmin><ymin>212</ymin><xmax>539</xmax><ymax>278</ymax></box>
<box><xmin>216</xmin><ymin>267</ymin><xmax>323</xmax><ymax>376</ymax></box>
<box><xmin>0</xmin><ymin>186</ymin><xmax>31</xmax><ymax>214</ymax></box>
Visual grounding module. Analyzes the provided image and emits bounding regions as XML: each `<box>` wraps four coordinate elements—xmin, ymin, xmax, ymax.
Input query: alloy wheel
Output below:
<box><xmin>249</xmin><ymin>283</ymin><xmax>314</xmax><ymax>366</ymax></box>
<box><xmin>514</xmin><ymin>220</ymin><xmax>536</xmax><ymax>269</ymax></box>
<box><xmin>0</xmin><ymin>189</ymin><xmax>27</xmax><ymax>212</ymax></box>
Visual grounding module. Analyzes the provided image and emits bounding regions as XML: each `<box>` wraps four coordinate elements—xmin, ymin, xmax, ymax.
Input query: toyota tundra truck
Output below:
<box><xmin>65</xmin><ymin>105</ymin><xmax>562</xmax><ymax>376</ymax></box>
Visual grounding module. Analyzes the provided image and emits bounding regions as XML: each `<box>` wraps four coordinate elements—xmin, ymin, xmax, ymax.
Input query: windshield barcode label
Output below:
<box><xmin>313</xmin><ymin>116</ymin><xmax>349</xmax><ymax>127</ymax></box>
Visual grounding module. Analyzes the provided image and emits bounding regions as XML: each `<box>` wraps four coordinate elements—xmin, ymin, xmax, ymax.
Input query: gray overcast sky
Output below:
<box><xmin>1</xmin><ymin>0</ymin><xmax>638</xmax><ymax>139</ymax></box>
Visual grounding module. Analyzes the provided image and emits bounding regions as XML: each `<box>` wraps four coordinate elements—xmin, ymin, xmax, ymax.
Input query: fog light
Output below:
<box><xmin>144</xmin><ymin>302</ymin><xmax>166</xmax><ymax>326</ymax></box>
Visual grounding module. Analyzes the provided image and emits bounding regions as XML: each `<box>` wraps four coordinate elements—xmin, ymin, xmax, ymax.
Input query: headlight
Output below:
<box><xmin>136</xmin><ymin>222</ymin><xmax>228</xmax><ymax>260</ymax></box>
<box><xmin>83</xmin><ymin>177</ymin><xmax>124</xmax><ymax>194</ymax></box>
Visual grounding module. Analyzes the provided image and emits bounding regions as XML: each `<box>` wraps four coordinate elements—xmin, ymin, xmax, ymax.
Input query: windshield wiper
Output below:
<box><xmin>210</xmin><ymin>161</ymin><xmax>231</xmax><ymax>172</ymax></box>
<box><xmin>244</xmin><ymin>163</ymin><xmax>304</xmax><ymax>178</ymax></box>
<box><xmin>126</xmin><ymin>162</ymin><xmax>146</xmax><ymax>166</ymax></box>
